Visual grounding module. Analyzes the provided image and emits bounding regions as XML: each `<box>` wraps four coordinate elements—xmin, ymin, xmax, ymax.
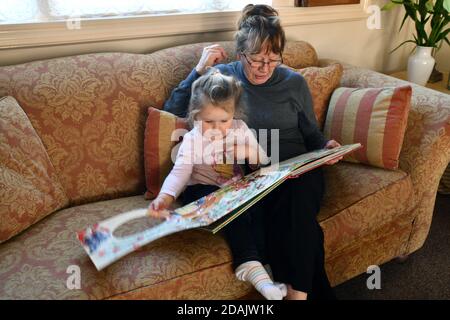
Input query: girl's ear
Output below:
<box><xmin>236</xmin><ymin>53</ymin><xmax>241</xmax><ymax>60</ymax></box>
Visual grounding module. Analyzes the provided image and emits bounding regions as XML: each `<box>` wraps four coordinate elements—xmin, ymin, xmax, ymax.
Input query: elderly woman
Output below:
<box><xmin>163</xmin><ymin>4</ymin><xmax>341</xmax><ymax>300</ymax></box>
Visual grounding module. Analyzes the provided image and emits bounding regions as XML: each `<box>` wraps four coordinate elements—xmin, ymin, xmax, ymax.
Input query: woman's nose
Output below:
<box><xmin>259</xmin><ymin>62</ymin><xmax>270</xmax><ymax>72</ymax></box>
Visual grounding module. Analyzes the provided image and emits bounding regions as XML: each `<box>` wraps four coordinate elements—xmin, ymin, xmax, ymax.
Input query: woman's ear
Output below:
<box><xmin>236</xmin><ymin>53</ymin><xmax>241</xmax><ymax>60</ymax></box>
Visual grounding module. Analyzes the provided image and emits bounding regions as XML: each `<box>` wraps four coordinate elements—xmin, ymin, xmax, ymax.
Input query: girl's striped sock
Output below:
<box><xmin>235</xmin><ymin>260</ymin><xmax>286</xmax><ymax>300</ymax></box>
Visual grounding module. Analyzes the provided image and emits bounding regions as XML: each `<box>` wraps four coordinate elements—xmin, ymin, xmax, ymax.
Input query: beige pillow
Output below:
<box><xmin>291</xmin><ymin>63</ymin><xmax>344</xmax><ymax>129</ymax></box>
<box><xmin>0</xmin><ymin>96</ymin><xmax>69</xmax><ymax>242</ymax></box>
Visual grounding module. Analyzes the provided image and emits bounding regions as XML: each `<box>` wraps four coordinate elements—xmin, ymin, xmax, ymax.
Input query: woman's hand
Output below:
<box><xmin>147</xmin><ymin>193</ymin><xmax>175</xmax><ymax>219</ymax></box>
<box><xmin>195</xmin><ymin>44</ymin><xmax>228</xmax><ymax>75</ymax></box>
<box><xmin>324</xmin><ymin>140</ymin><xmax>343</xmax><ymax>165</ymax></box>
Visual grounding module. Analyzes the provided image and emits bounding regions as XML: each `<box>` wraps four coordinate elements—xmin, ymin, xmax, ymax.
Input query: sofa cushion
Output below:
<box><xmin>0</xmin><ymin>195</ymin><xmax>251</xmax><ymax>299</ymax></box>
<box><xmin>0</xmin><ymin>96</ymin><xmax>69</xmax><ymax>243</ymax></box>
<box><xmin>0</xmin><ymin>53</ymin><xmax>170</xmax><ymax>205</ymax></box>
<box><xmin>289</xmin><ymin>63</ymin><xmax>343</xmax><ymax>129</ymax></box>
<box><xmin>144</xmin><ymin>107</ymin><xmax>188</xmax><ymax>199</ymax></box>
<box><xmin>0</xmin><ymin>162</ymin><xmax>414</xmax><ymax>299</ymax></box>
<box><xmin>323</xmin><ymin>86</ymin><xmax>412</xmax><ymax>170</ymax></box>
<box><xmin>319</xmin><ymin>162</ymin><xmax>414</xmax><ymax>255</ymax></box>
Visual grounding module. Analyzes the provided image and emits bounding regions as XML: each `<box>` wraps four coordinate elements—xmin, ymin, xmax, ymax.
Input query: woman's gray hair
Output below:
<box><xmin>236</xmin><ymin>4</ymin><xmax>285</xmax><ymax>55</ymax></box>
<box><xmin>187</xmin><ymin>68</ymin><xmax>246</xmax><ymax>128</ymax></box>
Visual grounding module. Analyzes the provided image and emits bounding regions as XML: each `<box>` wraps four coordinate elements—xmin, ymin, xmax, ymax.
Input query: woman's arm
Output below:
<box><xmin>295</xmin><ymin>76</ymin><xmax>328</xmax><ymax>150</ymax></box>
<box><xmin>163</xmin><ymin>69</ymin><xmax>200</xmax><ymax>118</ymax></box>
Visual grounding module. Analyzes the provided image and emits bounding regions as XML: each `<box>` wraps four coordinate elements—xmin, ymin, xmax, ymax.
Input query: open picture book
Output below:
<box><xmin>77</xmin><ymin>143</ymin><xmax>362</xmax><ymax>270</ymax></box>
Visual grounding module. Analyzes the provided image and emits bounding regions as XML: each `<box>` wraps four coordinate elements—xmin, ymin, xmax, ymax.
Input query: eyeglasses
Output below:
<box><xmin>241</xmin><ymin>52</ymin><xmax>283</xmax><ymax>69</ymax></box>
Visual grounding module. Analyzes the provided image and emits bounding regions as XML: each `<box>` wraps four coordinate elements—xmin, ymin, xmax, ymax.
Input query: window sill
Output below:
<box><xmin>0</xmin><ymin>2</ymin><xmax>369</xmax><ymax>49</ymax></box>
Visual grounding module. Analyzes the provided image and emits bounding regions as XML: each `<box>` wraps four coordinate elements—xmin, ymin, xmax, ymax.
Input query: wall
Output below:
<box><xmin>0</xmin><ymin>2</ymin><xmax>448</xmax><ymax>74</ymax></box>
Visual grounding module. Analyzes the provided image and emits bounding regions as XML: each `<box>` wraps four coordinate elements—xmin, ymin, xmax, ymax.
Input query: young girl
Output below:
<box><xmin>147</xmin><ymin>68</ymin><xmax>287</xmax><ymax>300</ymax></box>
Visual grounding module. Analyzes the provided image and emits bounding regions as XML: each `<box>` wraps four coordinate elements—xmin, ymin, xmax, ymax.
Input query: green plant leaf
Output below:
<box><xmin>381</xmin><ymin>2</ymin><xmax>399</xmax><ymax>11</ymax></box>
<box><xmin>390</xmin><ymin>39</ymin><xmax>417</xmax><ymax>53</ymax></box>
<box><xmin>444</xmin><ymin>0</ymin><xmax>450</xmax><ymax>12</ymax></box>
<box><xmin>399</xmin><ymin>12</ymin><xmax>410</xmax><ymax>32</ymax></box>
<box><xmin>425</xmin><ymin>0</ymin><xmax>434</xmax><ymax>12</ymax></box>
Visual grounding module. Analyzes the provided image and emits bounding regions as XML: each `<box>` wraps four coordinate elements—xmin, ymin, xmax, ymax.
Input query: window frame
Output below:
<box><xmin>0</xmin><ymin>0</ymin><xmax>369</xmax><ymax>49</ymax></box>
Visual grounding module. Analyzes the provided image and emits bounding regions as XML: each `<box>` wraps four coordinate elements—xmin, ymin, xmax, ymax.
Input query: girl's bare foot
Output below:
<box><xmin>285</xmin><ymin>284</ymin><xmax>307</xmax><ymax>300</ymax></box>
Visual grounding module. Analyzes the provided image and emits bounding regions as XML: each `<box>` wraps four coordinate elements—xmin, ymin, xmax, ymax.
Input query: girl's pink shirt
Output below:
<box><xmin>159</xmin><ymin>119</ymin><xmax>269</xmax><ymax>199</ymax></box>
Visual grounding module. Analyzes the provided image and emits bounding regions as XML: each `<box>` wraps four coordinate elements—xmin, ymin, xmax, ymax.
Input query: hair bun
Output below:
<box><xmin>242</xmin><ymin>4</ymin><xmax>278</xmax><ymax>19</ymax></box>
<box><xmin>238</xmin><ymin>4</ymin><xmax>279</xmax><ymax>29</ymax></box>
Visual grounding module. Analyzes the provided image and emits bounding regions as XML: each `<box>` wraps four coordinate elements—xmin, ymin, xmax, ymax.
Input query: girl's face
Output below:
<box><xmin>239</xmin><ymin>47</ymin><xmax>282</xmax><ymax>85</ymax></box>
<box><xmin>196</xmin><ymin>102</ymin><xmax>234</xmax><ymax>139</ymax></box>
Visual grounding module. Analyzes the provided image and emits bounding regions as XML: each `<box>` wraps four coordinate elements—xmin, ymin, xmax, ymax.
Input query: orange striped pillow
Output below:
<box><xmin>323</xmin><ymin>85</ymin><xmax>412</xmax><ymax>170</ymax></box>
<box><xmin>144</xmin><ymin>107</ymin><xmax>188</xmax><ymax>199</ymax></box>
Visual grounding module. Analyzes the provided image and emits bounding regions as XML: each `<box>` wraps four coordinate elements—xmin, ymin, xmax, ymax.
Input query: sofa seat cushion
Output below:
<box><xmin>319</xmin><ymin>162</ymin><xmax>415</xmax><ymax>256</ymax></box>
<box><xmin>0</xmin><ymin>195</ymin><xmax>250</xmax><ymax>299</ymax></box>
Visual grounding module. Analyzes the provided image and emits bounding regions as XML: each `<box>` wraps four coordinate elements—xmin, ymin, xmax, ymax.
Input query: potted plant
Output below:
<box><xmin>382</xmin><ymin>0</ymin><xmax>450</xmax><ymax>86</ymax></box>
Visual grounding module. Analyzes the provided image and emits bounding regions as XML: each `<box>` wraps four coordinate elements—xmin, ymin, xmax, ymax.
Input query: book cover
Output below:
<box><xmin>77</xmin><ymin>143</ymin><xmax>361</xmax><ymax>270</ymax></box>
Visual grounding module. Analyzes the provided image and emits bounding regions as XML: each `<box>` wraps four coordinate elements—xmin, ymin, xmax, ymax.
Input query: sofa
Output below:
<box><xmin>1</xmin><ymin>40</ymin><xmax>449</xmax><ymax>300</ymax></box>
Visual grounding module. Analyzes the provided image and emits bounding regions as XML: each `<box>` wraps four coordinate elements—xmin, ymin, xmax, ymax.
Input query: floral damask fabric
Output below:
<box><xmin>0</xmin><ymin>195</ymin><xmax>249</xmax><ymax>299</ymax></box>
<box><xmin>320</xmin><ymin>58</ymin><xmax>450</xmax><ymax>254</ymax></box>
<box><xmin>320</xmin><ymin>162</ymin><xmax>414</xmax><ymax>255</ymax></box>
<box><xmin>0</xmin><ymin>96</ymin><xmax>69</xmax><ymax>243</ymax></box>
<box><xmin>293</xmin><ymin>63</ymin><xmax>343</xmax><ymax>129</ymax></box>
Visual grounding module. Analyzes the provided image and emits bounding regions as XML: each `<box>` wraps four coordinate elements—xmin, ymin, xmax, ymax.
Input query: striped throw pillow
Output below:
<box><xmin>144</xmin><ymin>107</ymin><xmax>188</xmax><ymax>199</ymax></box>
<box><xmin>323</xmin><ymin>85</ymin><xmax>412</xmax><ymax>170</ymax></box>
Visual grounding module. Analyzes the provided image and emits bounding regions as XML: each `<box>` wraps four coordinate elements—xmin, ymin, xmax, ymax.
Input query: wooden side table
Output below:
<box><xmin>389</xmin><ymin>70</ymin><xmax>450</xmax><ymax>95</ymax></box>
<box><xmin>389</xmin><ymin>70</ymin><xmax>450</xmax><ymax>194</ymax></box>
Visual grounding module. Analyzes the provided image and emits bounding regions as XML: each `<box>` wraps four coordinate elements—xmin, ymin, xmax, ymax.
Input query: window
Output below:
<box><xmin>0</xmin><ymin>0</ymin><xmax>271</xmax><ymax>24</ymax></box>
<box><xmin>296</xmin><ymin>0</ymin><xmax>359</xmax><ymax>7</ymax></box>
<box><xmin>0</xmin><ymin>0</ymin><xmax>369</xmax><ymax>49</ymax></box>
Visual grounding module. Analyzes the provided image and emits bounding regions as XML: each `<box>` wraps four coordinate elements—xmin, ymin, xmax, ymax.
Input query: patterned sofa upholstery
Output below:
<box><xmin>0</xmin><ymin>41</ymin><xmax>449</xmax><ymax>299</ymax></box>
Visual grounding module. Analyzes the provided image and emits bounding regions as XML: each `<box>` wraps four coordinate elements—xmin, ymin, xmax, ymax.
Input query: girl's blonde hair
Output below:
<box><xmin>188</xmin><ymin>68</ymin><xmax>246</xmax><ymax>127</ymax></box>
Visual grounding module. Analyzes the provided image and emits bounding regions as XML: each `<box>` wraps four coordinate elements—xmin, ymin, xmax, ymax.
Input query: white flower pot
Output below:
<box><xmin>407</xmin><ymin>46</ymin><xmax>435</xmax><ymax>86</ymax></box>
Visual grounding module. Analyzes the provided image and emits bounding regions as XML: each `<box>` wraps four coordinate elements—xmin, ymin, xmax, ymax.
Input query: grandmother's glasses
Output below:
<box><xmin>241</xmin><ymin>52</ymin><xmax>283</xmax><ymax>69</ymax></box>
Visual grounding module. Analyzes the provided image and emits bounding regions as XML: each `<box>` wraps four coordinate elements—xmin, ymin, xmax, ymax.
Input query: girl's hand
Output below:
<box><xmin>195</xmin><ymin>44</ymin><xmax>228</xmax><ymax>75</ymax></box>
<box><xmin>225</xmin><ymin>142</ymin><xmax>258</xmax><ymax>163</ymax></box>
<box><xmin>324</xmin><ymin>140</ymin><xmax>343</xmax><ymax>165</ymax></box>
<box><xmin>147</xmin><ymin>193</ymin><xmax>174</xmax><ymax>219</ymax></box>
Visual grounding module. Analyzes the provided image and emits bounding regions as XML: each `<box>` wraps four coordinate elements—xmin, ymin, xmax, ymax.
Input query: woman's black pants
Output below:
<box><xmin>182</xmin><ymin>168</ymin><xmax>336</xmax><ymax>300</ymax></box>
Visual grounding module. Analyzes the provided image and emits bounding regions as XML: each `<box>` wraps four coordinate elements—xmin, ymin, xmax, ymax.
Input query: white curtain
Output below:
<box><xmin>0</xmin><ymin>0</ymin><xmax>272</xmax><ymax>24</ymax></box>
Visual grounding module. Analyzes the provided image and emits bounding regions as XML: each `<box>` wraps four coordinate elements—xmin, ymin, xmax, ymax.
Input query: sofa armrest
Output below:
<box><xmin>319</xmin><ymin>58</ymin><xmax>450</xmax><ymax>254</ymax></box>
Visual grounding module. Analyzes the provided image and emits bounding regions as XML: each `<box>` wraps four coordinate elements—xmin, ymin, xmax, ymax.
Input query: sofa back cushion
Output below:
<box><xmin>323</xmin><ymin>85</ymin><xmax>412</xmax><ymax>170</ymax></box>
<box><xmin>0</xmin><ymin>41</ymin><xmax>318</xmax><ymax>205</ymax></box>
<box><xmin>0</xmin><ymin>53</ymin><xmax>169</xmax><ymax>205</ymax></box>
<box><xmin>0</xmin><ymin>96</ymin><xmax>69</xmax><ymax>243</ymax></box>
